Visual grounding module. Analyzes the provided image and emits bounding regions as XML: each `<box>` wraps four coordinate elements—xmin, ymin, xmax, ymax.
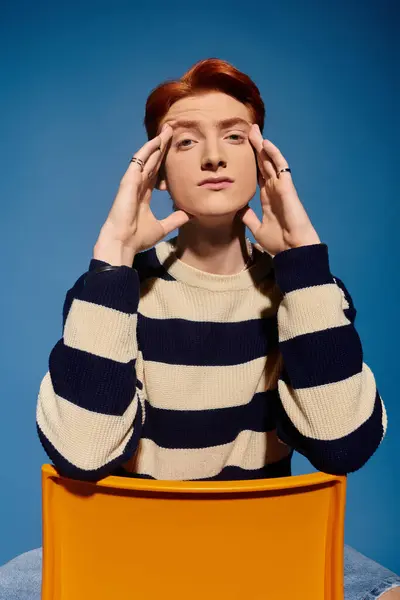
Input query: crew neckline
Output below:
<box><xmin>155</xmin><ymin>236</ymin><xmax>273</xmax><ymax>291</ymax></box>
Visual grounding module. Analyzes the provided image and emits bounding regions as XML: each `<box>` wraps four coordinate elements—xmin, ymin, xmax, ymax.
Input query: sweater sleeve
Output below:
<box><xmin>272</xmin><ymin>243</ymin><xmax>387</xmax><ymax>475</ymax></box>
<box><xmin>36</xmin><ymin>259</ymin><xmax>145</xmax><ymax>482</ymax></box>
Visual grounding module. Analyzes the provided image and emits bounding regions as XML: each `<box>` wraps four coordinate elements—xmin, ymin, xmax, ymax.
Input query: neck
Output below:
<box><xmin>175</xmin><ymin>215</ymin><xmax>251</xmax><ymax>275</ymax></box>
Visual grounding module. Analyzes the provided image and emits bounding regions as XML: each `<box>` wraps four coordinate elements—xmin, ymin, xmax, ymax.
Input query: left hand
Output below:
<box><xmin>238</xmin><ymin>124</ymin><xmax>321</xmax><ymax>256</ymax></box>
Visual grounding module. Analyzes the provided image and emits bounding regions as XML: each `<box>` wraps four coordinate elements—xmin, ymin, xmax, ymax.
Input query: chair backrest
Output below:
<box><xmin>41</xmin><ymin>463</ymin><xmax>347</xmax><ymax>600</ymax></box>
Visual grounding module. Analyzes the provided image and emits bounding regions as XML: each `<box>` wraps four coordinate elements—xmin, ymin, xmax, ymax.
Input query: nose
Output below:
<box><xmin>201</xmin><ymin>139</ymin><xmax>227</xmax><ymax>171</ymax></box>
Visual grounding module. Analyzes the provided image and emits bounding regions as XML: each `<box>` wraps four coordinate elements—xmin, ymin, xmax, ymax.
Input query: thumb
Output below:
<box><xmin>237</xmin><ymin>205</ymin><xmax>261</xmax><ymax>237</ymax></box>
<box><xmin>159</xmin><ymin>210</ymin><xmax>192</xmax><ymax>236</ymax></box>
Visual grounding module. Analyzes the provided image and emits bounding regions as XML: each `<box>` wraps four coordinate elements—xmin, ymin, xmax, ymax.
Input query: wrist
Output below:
<box><xmin>93</xmin><ymin>241</ymin><xmax>136</xmax><ymax>267</ymax></box>
<box><xmin>281</xmin><ymin>232</ymin><xmax>322</xmax><ymax>253</ymax></box>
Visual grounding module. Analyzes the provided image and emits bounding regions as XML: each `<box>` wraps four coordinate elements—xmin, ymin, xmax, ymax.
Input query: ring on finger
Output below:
<box><xmin>276</xmin><ymin>167</ymin><xmax>291</xmax><ymax>178</ymax></box>
<box><xmin>130</xmin><ymin>156</ymin><xmax>145</xmax><ymax>171</ymax></box>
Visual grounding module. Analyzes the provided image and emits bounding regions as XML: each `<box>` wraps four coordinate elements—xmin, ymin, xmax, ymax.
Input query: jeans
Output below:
<box><xmin>0</xmin><ymin>544</ymin><xmax>399</xmax><ymax>599</ymax></box>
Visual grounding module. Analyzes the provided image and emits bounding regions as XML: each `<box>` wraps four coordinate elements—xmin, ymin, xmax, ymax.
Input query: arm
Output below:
<box><xmin>36</xmin><ymin>258</ymin><xmax>145</xmax><ymax>482</ymax></box>
<box><xmin>272</xmin><ymin>243</ymin><xmax>387</xmax><ymax>475</ymax></box>
<box><xmin>36</xmin><ymin>122</ymin><xmax>191</xmax><ymax>482</ymax></box>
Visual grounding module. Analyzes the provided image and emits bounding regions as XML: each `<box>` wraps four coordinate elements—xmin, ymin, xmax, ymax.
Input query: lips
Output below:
<box><xmin>199</xmin><ymin>181</ymin><xmax>233</xmax><ymax>190</ymax></box>
<box><xmin>198</xmin><ymin>177</ymin><xmax>234</xmax><ymax>186</ymax></box>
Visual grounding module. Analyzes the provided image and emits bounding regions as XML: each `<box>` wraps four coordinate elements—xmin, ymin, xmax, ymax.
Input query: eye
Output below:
<box><xmin>176</xmin><ymin>138</ymin><xmax>193</xmax><ymax>148</ymax></box>
<box><xmin>228</xmin><ymin>134</ymin><xmax>246</xmax><ymax>142</ymax></box>
<box><xmin>176</xmin><ymin>133</ymin><xmax>246</xmax><ymax>148</ymax></box>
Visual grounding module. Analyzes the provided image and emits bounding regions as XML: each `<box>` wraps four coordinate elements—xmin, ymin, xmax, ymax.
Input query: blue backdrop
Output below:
<box><xmin>0</xmin><ymin>0</ymin><xmax>398</xmax><ymax>573</ymax></box>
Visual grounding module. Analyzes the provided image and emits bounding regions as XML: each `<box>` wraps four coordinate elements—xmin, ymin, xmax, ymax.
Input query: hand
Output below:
<box><xmin>238</xmin><ymin>124</ymin><xmax>321</xmax><ymax>257</ymax></box>
<box><xmin>94</xmin><ymin>123</ymin><xmax>192</xmax><ymax>266</ymax></box>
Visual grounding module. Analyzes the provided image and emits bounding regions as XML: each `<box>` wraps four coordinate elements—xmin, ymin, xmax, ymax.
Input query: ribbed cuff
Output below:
<box><xmin>272</xmin><ymin>243</ymin><xmax>333</xmax><ymax>294</ymax></box>
<box><xmin>78</xmin><ymin>259</ymin><xmax>140</xmax><ymax>314</ymax></box>
<box><xmin>89</xmin><ymin>258</ymin><xmax>112</xmax><ymax>271</ymax></box>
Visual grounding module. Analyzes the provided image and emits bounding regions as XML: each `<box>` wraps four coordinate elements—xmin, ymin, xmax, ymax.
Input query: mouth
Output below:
<box><xmin>198</xmin><ymin>177</ymin><xmax>234</xmax><ymax>190</ymax></box>
<box><xmin>199</xmin><ymin>181</ymin><xmax>233</xmax><ymax>190</ymax></box>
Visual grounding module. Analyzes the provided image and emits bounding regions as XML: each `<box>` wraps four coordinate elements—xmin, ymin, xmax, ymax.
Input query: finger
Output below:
<box><xmin>121</xmin><ymin>125</ymin><xmax>173</xmax><ymax>185</ymax></box>
<box><xmin>261</xmin><ymin>139</ymin><xmax>291</xmax><ymax>177</ymax></box>
<box><xmin>249</xmin><ymin>126</ymin><xmax>277</xmax><ymax>180</ymax></box>
<box><xmin>256</xmin><ymin>149</ymin><xmax>277</xmax><ymax>180</ymax></box>
<box><xmin>142</xmin><ymin>128</ymin><xmax>173</xmax><ymax>182</ymax></box>
<box><xmin>257</xmin><ymin>170</ymin><xmax>265</xmax><ymax>190</ymax></box>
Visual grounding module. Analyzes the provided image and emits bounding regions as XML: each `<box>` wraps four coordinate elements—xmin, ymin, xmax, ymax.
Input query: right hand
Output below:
<box><xmin>93</xmin><ymin>123</ymin><xmax>192</xmax><ymax>266</ymax></box>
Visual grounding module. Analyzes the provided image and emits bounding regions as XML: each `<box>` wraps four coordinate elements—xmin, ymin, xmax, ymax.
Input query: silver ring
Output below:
<box><xmin>130</xmin><ymin>157</ymin><xmax>145</xmax><ymax>171</ymax></box>
<box><xmin>277</xmin><ymin>167</ymin><xmax>291</xmax><ymax>178</ymax></box>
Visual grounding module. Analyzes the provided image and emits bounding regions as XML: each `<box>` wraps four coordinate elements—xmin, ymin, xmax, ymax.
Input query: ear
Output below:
<box><xmin>156</xmin><ymin>175</ymin><xmax>168</xmax><ymax>191</ymax></box>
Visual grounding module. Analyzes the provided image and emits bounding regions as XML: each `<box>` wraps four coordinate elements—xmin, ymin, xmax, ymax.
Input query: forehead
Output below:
<box><xmin>160</xmin><ymin>92</ymin><xmax>253</xmax><ymax>130</ymax></box>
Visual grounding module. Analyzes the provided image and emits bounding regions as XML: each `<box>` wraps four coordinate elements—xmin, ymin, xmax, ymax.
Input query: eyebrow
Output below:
<box><xmin>166</xmin><ymin>117</ymin><xmax>251</xmax><ymax>132</ymax></box>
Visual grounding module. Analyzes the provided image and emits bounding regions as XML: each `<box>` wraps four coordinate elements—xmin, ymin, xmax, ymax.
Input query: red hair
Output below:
<box><xmin>143</xmin><ymin>57</ymin><xmax>265</xmax><ymax>141</ymax></box>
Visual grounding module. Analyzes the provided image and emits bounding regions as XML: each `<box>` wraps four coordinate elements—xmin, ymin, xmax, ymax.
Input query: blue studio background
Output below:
<box><xmin>1</xmin><ymin>0</ymin><xmax>398</xmax><ymax>573</ymax></box>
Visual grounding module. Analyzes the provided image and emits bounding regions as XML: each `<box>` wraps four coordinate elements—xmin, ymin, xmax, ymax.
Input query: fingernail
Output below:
<box><xmin>161</xmin><ymin>123</ymin><xmax>170</xmax><ymax>132</ymax></box>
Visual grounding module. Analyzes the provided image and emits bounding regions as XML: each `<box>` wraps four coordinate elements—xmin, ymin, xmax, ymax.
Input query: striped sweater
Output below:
<box><xmin>36</xmin><ymin>237</ymin><xmax>387</xmax><ymax>482</ymax></box>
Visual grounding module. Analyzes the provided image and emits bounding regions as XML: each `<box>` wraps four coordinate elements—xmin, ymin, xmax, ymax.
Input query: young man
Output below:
<box><xmin>2</xmin><ymin>59</ymin><xmax>399</xmax><ymax>599</ymax></box>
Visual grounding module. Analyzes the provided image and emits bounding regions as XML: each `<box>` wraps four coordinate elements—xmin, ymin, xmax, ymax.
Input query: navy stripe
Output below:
<box><xmin>200</xmin><ymin>453</ymin><xmax>294</xmax><ymax>480</ymax></box>
<box><xmin>279</xmin><ymin>323</ymin><xmax>363</xmax><ymax>388</ymax></box>
<box><xmin>139</xmin><ymin>316</ymin><xmax>279</xmax><ymax>366</ymax></box>
<box><xmin>49</xmin><ymin>341</ymin><xmax>140</xmax><ymax>416</ymax></box>
<box><xmin>141</xmin><ymin>389</ymin><xmax>281</xmax><ymax>449</ymax></box>
<box><xmin>272</xmin><ymin>244</ymin><xmax>332</xmax><ymax>293</ymax></box>
<box><xmin>275</xmin><ymin>388</ymin><xmax>384</xmax><ymax>475</ymax></box>
<box><xmin>36</xmin><ymin>400</ymin><xmax>143</xmax><ymax>483</ymax></box>
<box><xmin>113</xmin><ymin>450</ymin><xmax>294</xmax><ymax>481</ymax></box>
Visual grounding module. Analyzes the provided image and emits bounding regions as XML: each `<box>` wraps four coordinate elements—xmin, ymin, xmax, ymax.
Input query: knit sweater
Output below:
<box><xmin>36</xmin><ymin>237</ymin><xmax>387</xmax><ymax>482</ymax></box>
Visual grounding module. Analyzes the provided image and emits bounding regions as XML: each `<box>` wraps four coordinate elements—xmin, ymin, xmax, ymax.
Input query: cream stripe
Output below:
<box><xmin>277</xmin><ymin>283</ymin><xmax>351</xmax><ymax>342</ymax></box>
<box><xmin>36</xmin><ymin>371</ymin><xmax>141</xmax><ymax>471</ymax></box>
<box><xmin>332</xmin><ymin>277</ymin><xmax>351</xmax><ymax>309</ymax></box>
<box><xmin>64</xmin><ymin>299</ymin><xmax>138</xmax><ymax>363</ymax></box>
<box><xmin>380</xmin><ymin>395</ymin><xmax>388</xmax><ymax>437</ymax></box>
<box><xmin>144</xmin><ymin>354</ymin><xmax>279</xmax><ymax>411</ymax></box>
<box><xmin>128</xmin><ymin>429</ymin><xmax>292</xmax><ymax>481</ymax></box>
<box><xmin>277</xmin><ymin>362</ymin><xmax>379</xmax><ymax>440</ymax></box>
<box><xmin>139</xmin><ymin>277</ymin><xmax>282</xmax><ymax>322</ymax></box>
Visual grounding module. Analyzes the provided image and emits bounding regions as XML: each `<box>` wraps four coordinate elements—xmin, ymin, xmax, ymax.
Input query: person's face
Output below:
<box><xmin>156</xmin><ymin>92</ymin><xmax>258</xmax><ymax>219</ymax></box>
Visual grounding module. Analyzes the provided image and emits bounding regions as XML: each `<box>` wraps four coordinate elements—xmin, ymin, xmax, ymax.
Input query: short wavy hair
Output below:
<box><xmin>144</xmin><ymin>57</ymin><xmax>265</xmax><ymax>140</ymax></box>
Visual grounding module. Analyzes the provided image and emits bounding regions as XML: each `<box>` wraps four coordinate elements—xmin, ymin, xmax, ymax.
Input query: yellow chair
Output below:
<box><xmin>41</xmin><ymin>463</ymin><xmax>347</xmax><ymax>599</ymax></box>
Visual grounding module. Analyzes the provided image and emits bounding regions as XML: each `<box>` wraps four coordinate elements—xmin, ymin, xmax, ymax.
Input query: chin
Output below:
<box><xmin>190</xmin><ymin>209</ymin><xmax>239</xmax><ymax>221</ymax></box>
<box><xmin>180</xmin><ymin>197</ymin><xmax>248</xmax><ymax>219</ymax></box>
